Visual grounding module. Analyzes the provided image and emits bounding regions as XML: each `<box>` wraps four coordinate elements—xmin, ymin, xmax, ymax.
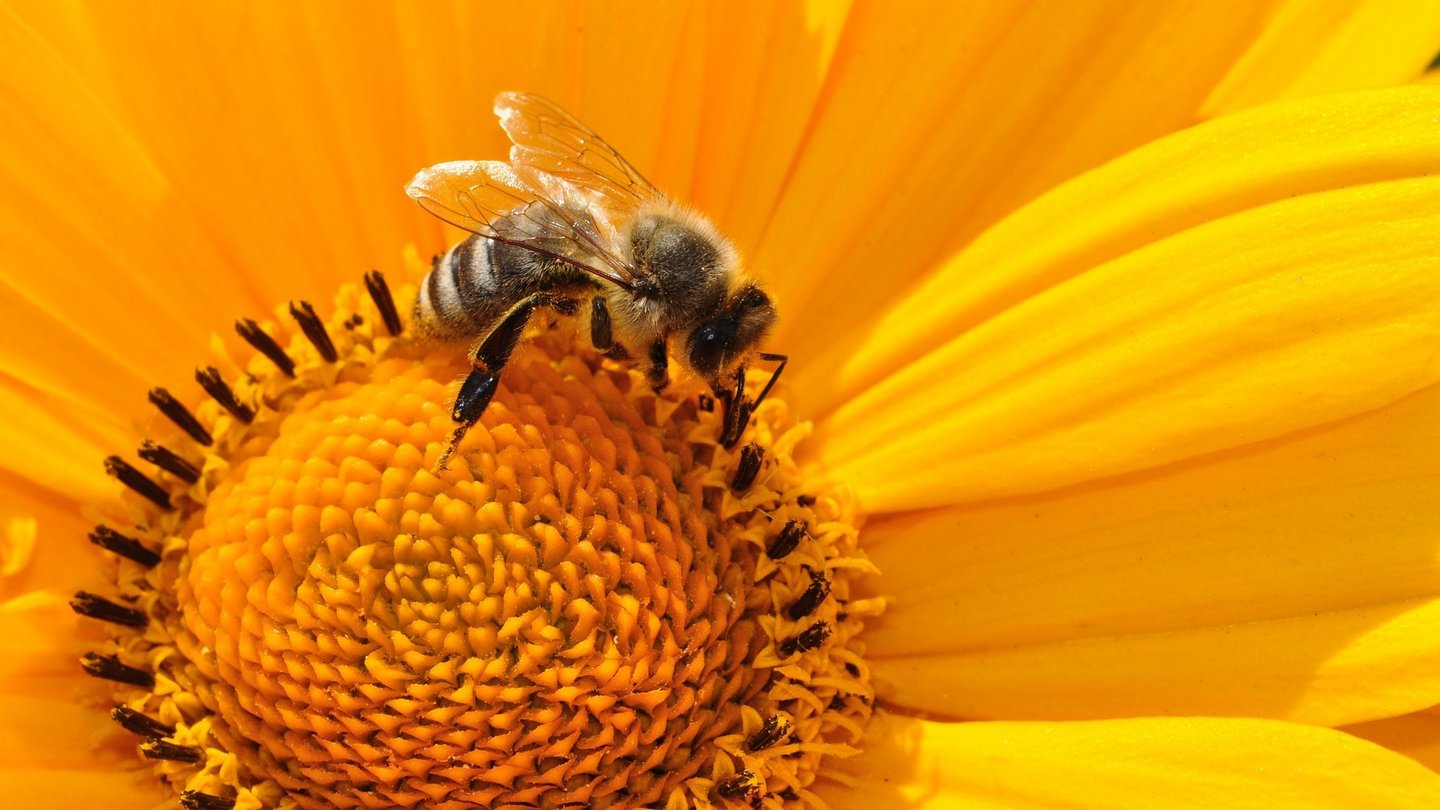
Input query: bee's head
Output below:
<box><xmin>684</xmin><ymin>283</ymin><xmax>776</xmax><ymax>387</ymax></box>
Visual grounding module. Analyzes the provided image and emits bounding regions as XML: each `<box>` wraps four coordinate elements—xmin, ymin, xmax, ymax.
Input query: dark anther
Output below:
<box><xmin>766</xmin><ymin>519</ymin><xmax>804</xmax><ymax>560</ymax></box>
<box><xmin>235</xmin><ymin>318</ymin><xmax>296</xmax><ymax>377</ymax></box>
<box><xmin>365</xmin><ymin>270</ymin><xmax>403</xmax><ymax>336</ymax></box>
<box><xmin>844</xmin><ymin>661</ymin><xmax>861</xmax><ymax>677</ymax></box>
<box><xmin>713</xmin><ymin>770</ymin><xmax>761</xmax><ymax>801</ymax></box>
<box><xmin>140</xmin><ymin>737</ymin><xmax>204</xmax><ymax>763</ymax></box>
<box><xmin>88</xmin><ymin>525</ymin><xmax>160</xmax><ymax>567</ymax></box>
<box><xmin>103</xmin><ymin>456</ymin><xmax>171</xmax><ymax>509</ymax></box>
<box><xmin>731</xmin><ymin>443</ymin><xmax>765</xmax><ymax>492</ymax></box>
<box><xmin>289</xmin><ymin>300</ymin><xmax>338</xmax><ymax>362</ymax></box>
<box><xmin>181</xmin><ymin>792</ymin><xmax>237</xmax><ymax>810</ymax></box>
<box><xmin>195</xmin><ymin>366</ymin><xmax>255</xmax><ymax>424</ymax></box>
<box><xmin>786</xmin><ymin>571</ymin><xmax>832</xmax><ymax>621</ymax></box>
<box><xmin>777</xmin><ymin>788</ymin><xmax>800</xmax><ymax>802</ymax></box>
<box><xmin>138</xmin><ymin>439</ymin><xmax>201</xmax><ymax>484</ymax></box>
<box><xmin>70</xmin><ymin>591</ymin><xmax>147</xmax><ymax>628</ymax></box>
<box><xmin>80</xmin><ymin>652</ymin><xmax>154</xmax><ymax>688</ymax></box>
<box><xmin>112</xmin><ymin>705</ymin><xmax>175</xmax><ymax>737</ymax></box>
<box><xmin>697</xmin><ymin>393</ymin><xmax>714</xmax><ymax>412</ymax></box>
<box><xmin>745</xmin><ymin>714</ymin><xmax>793</xmax><ymax>752</ymax></box>
<box><xmin>796</xmin><ymin>494</ymin><xmax>816</xmax><ymax>507</ymax></box>
<box><xmin>778</xmin><ymin>621</ymin><xmax>832</xmax><ymax>657</ymax></box>
<box><xmin>147</xmin><ymin>387</ymin><xmax>212</xmax><ymax>446</ymax></box>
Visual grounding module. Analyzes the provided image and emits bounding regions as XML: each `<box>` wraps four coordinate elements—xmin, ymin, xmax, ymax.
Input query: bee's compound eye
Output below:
<box><xmin>686</xmin><ymin>320</ymin><xmax>734</xmax><ymax>379</ymax></box>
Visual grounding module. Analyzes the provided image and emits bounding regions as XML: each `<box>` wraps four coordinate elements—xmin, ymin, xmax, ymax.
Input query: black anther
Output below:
<box><xmin>745</xmin><ymin>714</ymin><xmax>793</xmax><ymax>752</ymax></box>
<box><xmin>289</xmin><ymin>300</ymin><xmax>338</xmax><ymax>362</ymax></box>
<box><xmin>70</xmin><ymin>591</ymin><xmax>147</xmax><ymax>628</ymax></box>
<box><xmin>765</xmin><ymin>520</ymin><xmax>804</xmax><ymax>560</ymax></box>
<box><xmin>235</xmin><ymin>318</ymin><xmax>295</xmax><ymax>377</ymax></box>
<box><xmin>137</xmin><ymin>440</ymin><xmax>200</xmax><ymax>484</ymax></box>
<box><xmin>140</xmin><ymin>737</ymin><xmax>204</xmax><ymax>763</ymax></box>
<box><xmin>103</xmin><ymin>456</ymin><xmax>171</xmax><ymax>509</ymax></box>
<box><xmin>147</xmin><ymin>387</ymin><xmax>212</xmax><ymax>446</ymax></box>
<box><xmin>195</xmin><ymin>366</ymin><xmax>254</xmax><ymax>423</ymax></box>
<box><xmin>713</xmin><ymin>770</ymin><xmax>761</xmax><ymax>801</ymax></box>
<box><xmin>731</xmin><ymin>443</ymin><xmax>764</xmax><ymax>492</ymax></box>
<box><xmin>778</xmin><ymin>621</ymin><xmax>832</xmax><ymax>657</ymax></box>
<box><xmin>80</xmin><ymin>652</ymin><xmax>154</xmax><ymax>688</ymax></box>
<box><xmin>364</xmin><ymin>270</ymin><xmax>403</xmax><ymax>336</ymax></box>
<box><xmin>786</xmin><ymin>571</ymin><xmax>832</xmax><ymax>620</ymax></box>
<box><xmin>112</xmin><ymin>705</ymin><xmax>175</xmax><ymax>737</ymax></box>
<box><xmin>88</xmin><ymin>526</ymin><xmax>160</xmax><ymax>567</ymax></box>
<box><xmin>181</xmin><ymin>792</ymin><xmax>237</xmax><ymax>810</ymax></box>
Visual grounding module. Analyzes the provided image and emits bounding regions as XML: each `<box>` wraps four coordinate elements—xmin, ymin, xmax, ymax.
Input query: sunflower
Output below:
<box><xmin>5</xmin><ymin>1</ymin><xmax>1440</xmax><ymax>807</ymax></box>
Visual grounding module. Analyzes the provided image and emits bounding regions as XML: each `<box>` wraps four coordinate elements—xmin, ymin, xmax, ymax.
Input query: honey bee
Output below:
<box><xmin>408</xmin><ymin>93</ymin><xmax>785</xmax><ymax>466</ymax></box>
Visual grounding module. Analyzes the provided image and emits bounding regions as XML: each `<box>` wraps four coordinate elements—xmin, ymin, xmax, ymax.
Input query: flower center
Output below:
<box><xmin>80</xmin><ymin>268</ymin><xmax>878</xmax><ymax>809</ymax></box>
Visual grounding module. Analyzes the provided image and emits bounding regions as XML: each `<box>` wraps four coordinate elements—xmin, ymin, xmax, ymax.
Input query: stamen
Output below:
<box><xmin>112</xmin><ymin>706</ymin><xmax>176</xmax><ymax>738</ymax></box>
<box><xmin>180</xmin><ymin>792</ymin><xmax>237</xmax><ymax>810</ymax></box>
<box><xmin>194</xmin><ymin>367</ymin><xmax>255</xmax><ymax>424</ymax></box>
<box><xmin>140</xmin><ymin>737</ymin><xmax>205</xmax><ymax>763</ymax></box>
<box><xmin>364</xmin><ymin>270</ymin><xmax>403</xmax><ymax>336</ymax></box>
<box><xmin>785</xmin><ymin>570</ymin><xmax>832</xmax><ymax>620</ymax></box>
<box><xmin>745</xmin><ymin>714</ymin><xmax>793</xmax><ymax>752</ymax></box>
<box><xmin>70</xmin><ymin>591</ymin><xmax>148</xmax><ymax>628</ymax></box>
<box><xmin>138</xmin><ymin>440</ymin><xmax>201</xmax><ymax>484</ymax></box>
<box><xmin>766</xmin><ymin>519</ymin><xmax>804</xmax><ymax>560</ymax></box>
<box><xmin>87</xmin><ymin>525</ymin><xmax>160</xmax><ymax>567</ymax></box>
<box><xmin>778</xmin><ymin>621</ymin><xmax>832</xmax><ymax>657</ymax></box>
<box><xmin>697</xmin><ymin>393</ymin><xmax>715</xmax><ymax>413</ymax></box>
<box><xmin>731</xmin><ymin>443</ymin><xmax>765</xmax><ymax>492</ymax></box>
<box><xmin>235</xmin><ymin>318</ymin><xmax>296</xmax><ymax>377</ymax></box>
<box><xmin>80</xmin><ymin>652</ymin><xmax>154</xmax><ymax>688</ymax></box>
<box><xmin>288</xmin><ymin>300</ymin><xmax>338</xmax><ymax>362</ymax></box>
<box><xmin>147</xmin><ymin>387</ymin><xmax>213</xmax><ymax>446</ymax></box>
<box><xmin>103</xmin><ymin>456</ymin><xmax>171</xmax><ymax>509</ymax></box>
<box><xmin>713</xmin><ymin>770</ymin><xmax>761</xmax><ymax>801</ymax></box>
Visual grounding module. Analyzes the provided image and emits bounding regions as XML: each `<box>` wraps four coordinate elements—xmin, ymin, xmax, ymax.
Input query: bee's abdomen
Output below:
<box><xmin>415</xmin><ymin>235</ymin><xmax>503</xmax><ymax>339</ymax></box>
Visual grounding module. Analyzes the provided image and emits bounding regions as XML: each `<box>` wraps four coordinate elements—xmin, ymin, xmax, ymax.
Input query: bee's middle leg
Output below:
<box><xmin>436</xmin><ymin>296</ymin><xmax>542</xmax><ymax>470</ymax></box>
<box><xmin>646</xmin><ymin>338</ymin><xmax>669</xmax><ymax>393</ymax></box>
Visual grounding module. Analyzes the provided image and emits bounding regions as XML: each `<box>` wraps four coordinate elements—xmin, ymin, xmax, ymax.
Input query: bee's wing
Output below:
<box><xmin>406</xmin><ymin>159</ymin><xmax>639</xmax><ymax>292</ymax></box>
<box><xmin>495</xmin><ymin>92</ymin><xmax>665</xmax><ymax>218</ymax></box>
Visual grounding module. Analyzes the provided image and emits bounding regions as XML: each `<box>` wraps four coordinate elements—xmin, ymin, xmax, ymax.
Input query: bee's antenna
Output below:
<box><xmin>751</xmin><ymin>352</ymin><xmax>788</xmax><ymax>411</ymax></box>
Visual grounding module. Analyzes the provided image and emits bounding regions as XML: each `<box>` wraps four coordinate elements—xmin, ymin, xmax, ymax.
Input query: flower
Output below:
<box><xmin>5</xmin><ymin>1</ymin><xmax>1440</xmax><ymax>807</ymax></box>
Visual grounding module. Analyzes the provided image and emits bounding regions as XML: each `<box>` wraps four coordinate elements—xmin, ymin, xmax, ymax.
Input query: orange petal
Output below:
<box><xmin>0</xmin><ymin>474</ymin><xmax>103</xmax><ymax>602</ymax></box>
<box><xmin>758</xmin><ymin>2</ymin><xmax>1440</xmax><ymax>383</ymax></box>
<box><xmin>1202</xmin><ymin>0</ymin><xmax>1440</xmax><ymax>116</ymax></box>
<box><xmin>815</xmin><ymin>711</ymin><xmax>1440</xmax><ymax>808</ymax></box>
<box><xmin>1344</xmin><ymin>705</ymin><xmax>1440</xmax><ymax>774</ymax></box>
<box><xmin>0</xmin><ymin>769</ymin><xmax>165</xmax><ymax>807</ymax></box>
<box><xmin>811</xmin><ymin>86</ymin><xmax>1440</xmax><ymax>513</ymax></box>
<box><xmin>858</xmin><ymin>383</ymin><xmax>1440</xmax><ymax>726</ymax></box>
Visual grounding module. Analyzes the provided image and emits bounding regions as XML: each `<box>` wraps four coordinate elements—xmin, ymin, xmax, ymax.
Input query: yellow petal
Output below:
<box><xmin>858</xmin><ymin>383</ymin><xmax>1440</xmax><ymax>726</ymax></box>
<box><xmin>812</xmin><ymin>86</ymin><xmax>1440</xmax><ymax>513</ymax></box>
<box><xmin>1202</xmin><ymin>0</ymin><xmax>1440</xmax><ymax>116</ymax></box>
<box><xmin>815</xmin><ymin>711</ymin><xmax>1440</xmax><ymax>808</ymax></box>
<box><xmin>1344</xmin><ymin>705</ymin><xmax>1440</xmax><ymax>773</ymax></box>
<box><xmin>758</xmin><ymin>2</ymin><xmax>1440</xmax><ymax>375</ymax></box>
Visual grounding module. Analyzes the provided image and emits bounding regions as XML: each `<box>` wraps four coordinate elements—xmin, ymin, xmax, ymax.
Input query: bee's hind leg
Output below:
<box><xmin>435</xmin><ymin>296</ymin><xmax>543</xmax><ymax>471</ymax></box>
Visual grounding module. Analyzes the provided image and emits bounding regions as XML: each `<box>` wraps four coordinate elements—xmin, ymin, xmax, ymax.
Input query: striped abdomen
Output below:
<box><xmin>415</xmin><ymin>235</ymin><xmax>516</xmax><ymax>340</ymax></box>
